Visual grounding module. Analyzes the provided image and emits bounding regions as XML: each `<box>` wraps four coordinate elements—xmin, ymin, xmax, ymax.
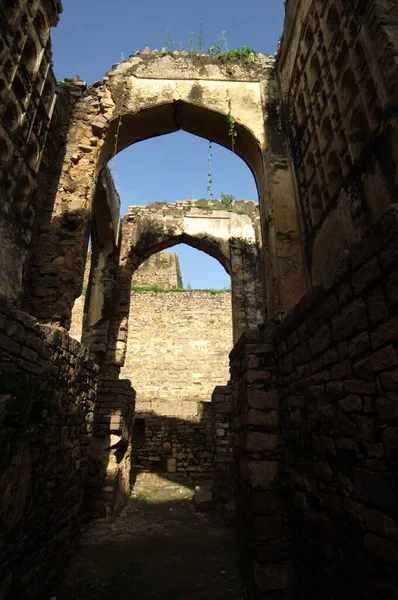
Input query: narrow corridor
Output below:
<box><xmin>53</xmin><ymin>474</ymin><xmax>242</xmax><ymax>600</ymax></box>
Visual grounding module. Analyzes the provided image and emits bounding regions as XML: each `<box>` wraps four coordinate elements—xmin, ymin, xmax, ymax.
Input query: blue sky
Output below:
<box><xmin>51</xmin><ymin>0</ymin><xmax>285</xmax><ymax>288</ymax></box>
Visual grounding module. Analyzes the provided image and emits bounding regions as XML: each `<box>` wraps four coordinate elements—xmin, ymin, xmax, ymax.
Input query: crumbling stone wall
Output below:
<box><xmin>121</xmin><ymin>289</ymin><xmax>232</xmax><ymax>402</ymax></box>
<box><xmin>230</xmin><ymin>204</ymin><xmax>398</xmax><ymax>598</ymax></box>
<box><xmin>212</xmin><ymin>385</ymin><xmax>234</xmax><ymax>516</ymax></box>
<box><xmin>0</xmin><ymin>0</ymin><xmax>63</xmax><ymax>302</ymax></box>
<box><xmin>133</xmin><ymin>252</ymin><xmax>183</xmax><ymax>288</ymax></box>
<box><xmin>86</xmin><ymin>378</ymin><xmax>136</xmax><ymax>519</ymax></box>
<box><xmin>23</xmin><ymin>51</ymin><xmax>306</xmax><ymax>330</ymax></box>
<box><xmin>275</xmin><ymin>204</ymin><xmax>398</xmax><ymax>599</ymax></box>
<box><xmin>278</xmin><ymin>0</ymin><xmax>398</xmax><ymax>284</ymax></box>
<box><xmin>117</xmin><ymin>253</ymin><xmax>233</xmax><ymax>478</ymax></box>
<box><xmin>131</xmin><ymin>399</ymin><xmax>212</xmax><ymax>476</ymax></box>
<box><xmin>106</xmin><ymin>200</ymin><xmax>263</xmax><ymax>378</ymax></box>
<box><xmin>0</xmin><ymin>298</ymin><xmax>97</xmax><ymax>600</ymax></box>
<box><xmin>230</xmin><ymin>327</ymin><xmax>293</xmax><ymax>599</ymax></box>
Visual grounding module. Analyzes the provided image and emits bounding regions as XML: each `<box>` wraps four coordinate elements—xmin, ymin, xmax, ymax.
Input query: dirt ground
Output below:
<box><xmin>52</xmin><ymin>473</ymin><xmax>242</xmax><ymax>600</ymax></box>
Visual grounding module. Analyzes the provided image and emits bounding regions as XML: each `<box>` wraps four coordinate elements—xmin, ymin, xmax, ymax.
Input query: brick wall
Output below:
<box><xmin>121</xmin><ymin>290</ymin><xmax>232</xmax><ymax>402</ymax></box>
<box><xmin>132</xmin><ymin>399</ymin><xmax>212</xmax><ymax>477</ymax></box>
<box><xmin>229</xmin><ymin>204</ymin><xmax>398</xmax><ymax>598</ymax></box>
<box><xmin>85</xmin><ymin>378</ymin><xmax>136</xmax><ymax>519</ymax></box>
<box><xmin>133</xmin><ymin>252</ymin><xmax>182</xmax><ymax>288</ymax></box>
<box><xmin>0</xmin><ymin>298</ymin><xmax>97</xmax><ymax>599</ymax></box>
<box><xmin>230</xmin><ymin>328</ymin><xmax>294</xmax><ymax>599</ymax></box>
<box><xmin>275</xmin><ymin>204</ymin><xmax>398</xmax><ymax>599</ymax></box>
<box><xmin>212</xmin><ymin>385</ymin><xmax>234</xmax><ymax>517</ymax></box>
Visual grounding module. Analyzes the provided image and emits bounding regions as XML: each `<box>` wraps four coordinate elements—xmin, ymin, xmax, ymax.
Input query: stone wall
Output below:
<box><xmin>132</xmin><ymin>399</ymin><xmax>212</xmax><ymax>476</ymax></box>
<box><xmin>212</xmin><ymin>385</ymin><xmax>234</xmax><ymax>517</ymax></box>
<box><xmin>230</xmin><ymin>204</ymin><xmax>398</xmax><ymax>598</ymax></box>
<box><xmin>275</xmin><ymin>204</ymin><xmax>398</xmax><ymax>599</ymax></box>
<box><xmin>0</xmin><ymin>0</ymin><xmax>62</xmax><ymax>303</ymax></box>
<box><xmin>230</xmin><ymin>328</ymin><xmax>293</xmax><ymax>600</ymax></box>
<box><xmin>278</xmin><ymin>0</ymin><xmax>398</xmax><ymax>285</ymax></box>
<box><xmin>0</xmin><ymin>298</ymin><xmax>97</xmax><ymax>600</ymax></box>
<box><xmin>121</xmin><ymin>289</ymin><xmax>232</xmax><ymax>402</ymax></box>
<box><xmin>25</xmin><ymin>51</ymin><xmax>306</xmax><ymax>330</ymax></box>
<box><xmin>85</xmin><ymin>378</ymin><xmax>136</xmax><ymax>519</ymax></box>
<box><xmin>133</xmin><ymin>252</ymin><xmax>182</xmax><ymax>288</ymax></box>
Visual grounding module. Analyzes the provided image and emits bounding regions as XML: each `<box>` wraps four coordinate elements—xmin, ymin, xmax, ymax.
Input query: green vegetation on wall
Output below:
<box><xmin>131</xmin><ymin>284</ymin><xmax>231</xmax><ymax>294</ymax></box>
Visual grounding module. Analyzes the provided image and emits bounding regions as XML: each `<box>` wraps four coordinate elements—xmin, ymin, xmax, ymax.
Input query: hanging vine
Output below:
<box><xmin>112</xmin><ymin>56</ymin><xmax>129</xmax><ymax>160</ymax></box>
<box><xmin>226</xmin><ymin>96</ymin><xmax>237</xmax><ymax>152</ymax></box>
<box><xmin>207</xmin><ymin>140</ymin><xmax>214</xmax><ymax>199</ymax></box>
<box><xmin>113</xmin><ymin>112</ymin><xmax>123</xmax><ymax>159</ymax></box>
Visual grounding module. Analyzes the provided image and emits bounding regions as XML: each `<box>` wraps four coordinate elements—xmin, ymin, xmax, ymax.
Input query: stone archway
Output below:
<box><xmin>24</xmin><ymin>52</ymin><xmax>307</xmax><ymax>330</ymax></box>
<box><xmin>98</xmin><ymin>199</ymin><xmax>264</xmax><ymax>376</ymax></box>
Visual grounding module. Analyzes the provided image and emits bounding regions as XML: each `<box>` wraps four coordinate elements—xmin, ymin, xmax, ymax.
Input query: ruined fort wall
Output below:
<box><xmin>278</xmin><ymin>0</ymin><xmax>398</xmax><ymax>287</ymax></box>
<box><xmin>0</xmin><ymin>299</ymin><xmax>97</xmax><ymax>599</ymax></box>
<box><xmin>131</xmin><ymin>400</ymin><xmax>213</xmax><ymax>476</ymax></box>
<box><xmin>231</xmin><ymin>204</ymin><xmax>398</xmax><ymax>598</ymax></box>
<box><xmin>122</xmin><ymin>288</ymin><xmax>233</xmax><ymax>475</ymax></box>
<box><xmin>121</xmin><ymin>289</ymin><xmax>232</xmax><ymax>403</ymax></box>
<box><xmin>133</xmin><ymin>252</ymin><xmax>183</xmax><ymax>288</ymax></box>
<box><xmin>0</xmin><ymin>0</ymin><xmax>64</xmax><ymax>303</ymax></box>
<box><xmin>275</xmin><ymin>204</ymin><xmax>398</xmax><ymax>599</ymax></box>
<box><xmin>70</xmin><ymin>251</ymin><xmax>233</xmax><ymax>476</ymax></box>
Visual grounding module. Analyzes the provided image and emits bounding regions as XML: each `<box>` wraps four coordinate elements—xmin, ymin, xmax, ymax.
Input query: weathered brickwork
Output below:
<box><xmin>230</xmin><ymin>328</ymin><xmax>294</xmax><ymax>599</ymax></box>
<box><xmin>0</xmin><ymin>297</ymin><xmax>97</xmax><ymax>600</ymax></box>
<box><xmin>0</xmin><ymin>0</ymin><xmax>63</xmax><ymax>302</ymax></box>
<box><xmin>212</xmin><ymin>385</ymin><xmax>234</xmax><ymax>516</ymax></box>
<box><xmin>132</xmin><ymin>399</ymin><xmax>212</xmax><ymax>476</ymax></box>
<box><xmin>278</xmin><ymin>0</ymin><xmax>398</xmax><ymax>284</ymax></box>
<box><xmin>0</xmin><ymin>1</ymin><xmax>397</xmax><ymax>599</ymax></box>
<box><xmin>133</xmin><ymin>252</ymin><xmax>183</xmax><ymax>288</ymax></box>
<box><xmin>121</xmin><ymin>289</ymin><xmax>232</xmax><ymax>402</ymax></box>
<box><xmin>86</xmin><ymin>378</ymin><xmax>136</xmax><ymax>519</ymax></box>
<box><xmin>274</xmin><ymin>203</ymin><xmax>398</xmax><ymax>599</ymax></box>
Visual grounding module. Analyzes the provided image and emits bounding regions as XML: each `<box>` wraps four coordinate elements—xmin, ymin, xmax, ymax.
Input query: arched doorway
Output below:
<box><xmin>24</xmin><ymin>53</ymin><xmax>306</xmax><ymax>329</ymax></box>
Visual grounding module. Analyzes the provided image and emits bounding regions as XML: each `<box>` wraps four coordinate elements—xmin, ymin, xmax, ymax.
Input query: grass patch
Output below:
<box><xmin>131</xmin><ymin>285</ymin><xmax>230</xmax><ymax>294</ymax></box>
<box><xmin>189</xmin><ymin>203</ymin><xmax>248</xmax><ymax>216</ymax></box>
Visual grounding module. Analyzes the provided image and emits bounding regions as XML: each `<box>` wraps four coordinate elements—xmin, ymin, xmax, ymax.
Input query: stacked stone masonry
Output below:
<box><xmin>86</xmin><ymin>378</ymin><xmax>136</xmax><ymax>519</ymax></box>
<box><xmin>71</xmin><ymin>251</ymin><xmax>234</xmax><ymax>480</ymax></box>
<box><xmin>212</xmin><ymin>385</ymin><xmax>234</xmax><ymax>515</ymax></box>
<box><xmin>278</xmin><ymin>0</ymin><xmax>398</xmax><ymax>284</ymax></box>
<box><xmin>121</xmin><ymin>288</ymin><xmax>232</xmax><ymax>402</ymax></box>
<box><xmin>0</xmin><ymin>0</ymin><xmax>63</xmax><ymax>301</ymax></box>
<box><xmin>0</xmin><ymin>297</ymin><xmax>97</xmax><ymax>600</ymax></box>
<box><xmin>229</xmin><ymin>204</ymin><xmax>398</xmax><ymax>598</ymax></box>
<box><xmin>119</xmin><ymin>254</ymin><xmax>233</xmax><ymax>477</ymax></box>
<box><xmin>230</xmin><ymin>328</ymin><xmax>293</xmax><ymax>600</ymax></box>
<box><xmin>131</xmin><ymin>399</ymin><xmax>213</xmax><ymax>476</ymax></box>
<box><xmin>274</xmin><ymin>203</ymin><xmax>398</xmax><ymax>599</ymax></box>
<box><xmin>132</xmin><ymin>252</ymin><xmax>183</xmax><ymax>289</ymax></box>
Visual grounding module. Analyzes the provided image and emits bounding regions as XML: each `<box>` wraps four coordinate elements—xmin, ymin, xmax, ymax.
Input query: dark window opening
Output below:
<box><xmin>133</xmin><ymin>418</ymin><xmax>146</xmax><ymax>446</ymax></box>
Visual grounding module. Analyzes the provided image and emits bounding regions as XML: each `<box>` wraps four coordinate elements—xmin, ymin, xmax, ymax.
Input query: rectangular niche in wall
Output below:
<box><xmin>132</xmin><ymin>418</ymin><xmax>145</xmax><ymax>446</ymax></box>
